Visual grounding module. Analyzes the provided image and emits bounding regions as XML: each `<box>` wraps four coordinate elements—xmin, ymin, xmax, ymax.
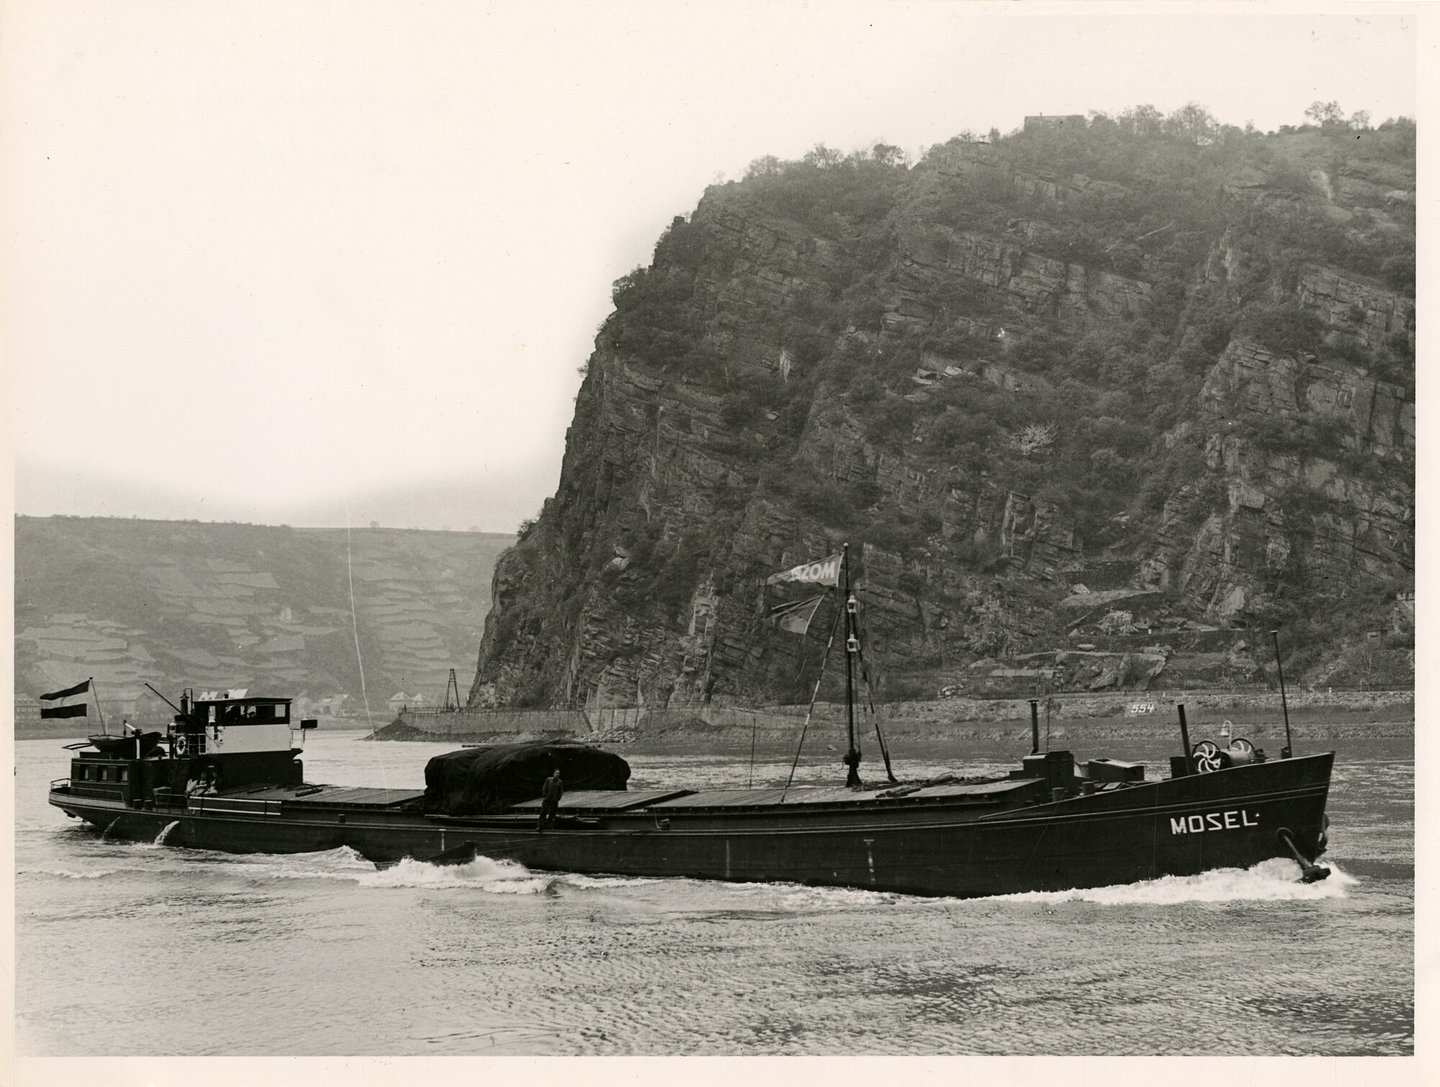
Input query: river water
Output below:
<box><xmin>13</xmin><ymin>729</ymin><xmax>1414</xmax><ymax>1059</ymax></box>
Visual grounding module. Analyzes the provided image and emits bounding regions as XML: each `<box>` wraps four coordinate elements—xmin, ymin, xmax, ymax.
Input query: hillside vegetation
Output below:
<box><xmin>472</xmin><ymin>105</ymin><xmax>1414</xmax><ymax>709</ymax></box>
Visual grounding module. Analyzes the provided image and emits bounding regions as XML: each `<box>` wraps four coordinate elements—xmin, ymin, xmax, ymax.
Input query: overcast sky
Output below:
<box><xmin>3</xmin><ymin>1</ymin><xmax>1423</xmax><ymax>533</ymax></box>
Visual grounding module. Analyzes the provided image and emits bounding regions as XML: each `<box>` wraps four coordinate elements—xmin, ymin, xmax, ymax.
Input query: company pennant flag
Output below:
<box><xmin>770</xmin><ymin>594</ymin><xmax>825</xmax><ymax>635</ymax></box>
<box><xmin>40</xmin><ymin>703</ymin><xmax>89</xmax><ymax>719</ymax></box>
<box><xmin>765</xmin><ymin>554</ymin><xmax>841</xmax><ymax>588</ymax></box>
<box><xmin>40</xmin><ymin>678</ymin><xmax>91</xmax><ymax>701</ymax></box>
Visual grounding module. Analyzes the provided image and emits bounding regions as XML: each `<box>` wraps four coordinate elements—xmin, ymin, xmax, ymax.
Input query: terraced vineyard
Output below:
<box><xmin>14</xmin><ymin>516</ymin><xmax>510</xmax><ymax>724</ymax></box>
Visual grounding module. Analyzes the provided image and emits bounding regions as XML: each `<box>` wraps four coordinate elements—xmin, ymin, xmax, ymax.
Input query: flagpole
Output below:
<box><xmin>91</xmin><ymin>677</ymin><xmax>105</xmax><ymax>733</ymax></box>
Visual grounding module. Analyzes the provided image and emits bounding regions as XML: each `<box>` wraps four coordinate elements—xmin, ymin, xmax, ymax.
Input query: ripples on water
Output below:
<box><xmin>13</xmin><ymin>733</ymin><xmax>1414</xmax><ymax>1057</ymax></box>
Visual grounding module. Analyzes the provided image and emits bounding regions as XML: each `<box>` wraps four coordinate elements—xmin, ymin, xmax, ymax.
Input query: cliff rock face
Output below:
<box><xmin>1296</xmin><ymin>265</ymin><xmax>1414</xmax><ymax>349</ymax></box>
<box><xmin>1140</xmin><ymin>337</ymin><xmax>1413</xmax><ymax>620</ymax></box>
<box><xmin>471</xmin><ymin>121</ymin><xmax>1414</xmax><ymax>709</ymax></box>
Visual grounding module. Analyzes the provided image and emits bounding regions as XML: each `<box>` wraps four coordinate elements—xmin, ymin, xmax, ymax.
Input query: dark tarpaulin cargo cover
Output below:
<box><xmin>423</xmin><ymin>741</ymin><xmax>631</xmax><ymax>816</ymax></box>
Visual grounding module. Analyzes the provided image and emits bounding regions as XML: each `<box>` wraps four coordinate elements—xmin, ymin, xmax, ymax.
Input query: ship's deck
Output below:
<box><xmin>508</xmin><ymin>777</ymin><xmax>1035</xmax><ymax>813</ymax></box>
<box><xmin>230</xmin><ymin>776</ymin><xmax>1040</xmax><ymax>817</ymax></box>
<box><xmin>245</xmin><ymin>785</ymin><xmax>426</xmax><ymax>808</ymax></box>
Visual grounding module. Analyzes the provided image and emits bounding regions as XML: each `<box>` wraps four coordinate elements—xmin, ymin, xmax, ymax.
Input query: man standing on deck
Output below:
<box><xmin>538</xmin><ymin>769</ymin><xmax>564</xmax><ymax>830</ymax></box>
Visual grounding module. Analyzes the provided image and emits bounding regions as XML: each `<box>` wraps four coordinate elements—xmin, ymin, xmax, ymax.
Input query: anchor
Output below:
<box><xmin>1277</xmin><ymin>827</ymin><xmax>1331</xmax><ymax>883</ymax></box>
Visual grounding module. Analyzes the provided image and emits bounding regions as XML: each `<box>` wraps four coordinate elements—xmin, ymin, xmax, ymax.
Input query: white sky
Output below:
<box><xmin>2</xmin><ymin>1</ymin><xmax>1423</xmax><ymax>532</ymax></box>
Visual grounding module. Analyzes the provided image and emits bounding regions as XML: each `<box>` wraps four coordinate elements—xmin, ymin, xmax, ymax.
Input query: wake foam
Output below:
<box><xmin>249</xmin><ymin>846</ymin><xmax>375</xmax><ymax>879</ymax></box>
<box><xmin>18</xmin><ymin>866</ymin><xmax>120</xmax><ymax>880</ymax></box>
<box><xmin>769</xmin><ymin>884</ymin><xmax>904</xmax><ymax>910</ymax></box>
<box><xmin>359</xmin><ymin>854</ymin><xmax>552</xmax><ymax>893</ymax></box>
<box><xmin>153</xmin><ymin>846</ymin><xmax>553</xmax><ymax>893</ymax></box>
<box><xmin>985</xmin><ymin>857</ymin><xmax>1356</xmax><ymax>905</ymax></box>
<box><xmin>562</xmin><ymin>873</ymin><xmax>664</xmax><ymax>890</ymax></box>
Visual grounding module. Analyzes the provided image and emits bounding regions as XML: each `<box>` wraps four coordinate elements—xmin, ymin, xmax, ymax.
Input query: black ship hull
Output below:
<box><xmin>49</xmin><ymin>751</ymin><xmax>1332</xmax><ymax>898</ymax></box>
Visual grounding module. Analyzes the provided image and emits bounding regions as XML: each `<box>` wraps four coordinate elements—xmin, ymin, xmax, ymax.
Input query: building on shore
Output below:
<box><xmin>15</xmin><ymin>696</ymin><xmax>41</xmax><ymax>728</ymax></box>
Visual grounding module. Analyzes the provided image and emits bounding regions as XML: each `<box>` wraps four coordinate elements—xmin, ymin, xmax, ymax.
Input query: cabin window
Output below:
<box><xmin>118</xmin><ymin>768</ymin><xmax>129</xmax><ymax>782</ymax></box>
<box><xmin>98</xmin><ymin>767</ymin><xmax>110</xmax><ymax>782</ymax></box>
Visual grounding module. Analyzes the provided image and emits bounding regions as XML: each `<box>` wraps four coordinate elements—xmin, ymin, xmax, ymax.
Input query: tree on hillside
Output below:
<box><xmin>1120</xmin><ymin>103</ymin><xmax>1164</xmax><ymax>138</ymax></box>
<box><xmin>967</xmin><ymin>598</ymin><xmax>1022</xmax><ymax>657</ymax></box>
<box><xmin>745</xmin><ymin>155</ymin><xmax>783</xmax><ymax>179</ymax></box>
<box><xmin>1009</xmin><ymin>422</ymin><xmax>1058</xmax><ymax>457</ymax></box>
<box><xmin>803</xmin><ymin>143</ymin><xmax>844</xmax><ymax>169</ymax></box>
<box><xmin>1304</xmin><ymin>100</ymin><xmax>1345</xmax><ymax>127</ymax></box>
<box><xmin>869</xmin><ymin>142</ymin><xmax>907</xmax><ymax>167</ymax></box>
<box><xmin>1098</xmin><ymin>609</ymin><xmax>1138</xmax><ymax>635</ymax></box>
<box><xmin>1167</xmin><ymin>102</ymin><xmax>1217</xmax><ymax>145</ymax></box>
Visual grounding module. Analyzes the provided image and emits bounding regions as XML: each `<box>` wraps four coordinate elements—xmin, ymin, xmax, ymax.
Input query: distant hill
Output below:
<box><xmin>14</xmin><ymin>516</ymin><xmax>511</xmax><ymax>724</ymax></box>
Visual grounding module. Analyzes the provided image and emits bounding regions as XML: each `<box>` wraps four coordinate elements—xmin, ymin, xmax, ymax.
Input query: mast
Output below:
<box><xmin>1271</xmin><ymin>629</ymin><xmax>1294</xmax><ymax>759</ymax></box>
<box><xmin>842</xmin><ymin>544</ymin><xmax>861</xmax><ymax>787</ymax></box>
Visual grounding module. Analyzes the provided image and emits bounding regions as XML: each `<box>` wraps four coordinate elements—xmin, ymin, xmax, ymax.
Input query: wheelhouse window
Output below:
<box><xmin>211</xmin><ymin>700</ymin><xmax>290</xmax><ymax>724</ymax></box>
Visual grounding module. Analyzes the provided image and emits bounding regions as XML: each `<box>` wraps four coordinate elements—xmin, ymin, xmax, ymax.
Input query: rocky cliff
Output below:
<box><xmin>471</xmin><ymin>115</ymin><xmax>1414</xmax><ymax>710</ymax></box>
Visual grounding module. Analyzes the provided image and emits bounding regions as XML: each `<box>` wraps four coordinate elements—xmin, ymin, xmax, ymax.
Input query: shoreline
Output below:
<box><xmin>366</xmin><ymin>688</ymin><xmax>1415</xmax><ymax>748</ymax></box>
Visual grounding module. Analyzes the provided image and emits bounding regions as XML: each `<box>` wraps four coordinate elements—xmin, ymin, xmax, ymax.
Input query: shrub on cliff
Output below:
<box><xmin>1237</xmin><ymin>304</ymin><xmax>1325</xmax><ymax>354</ymax></box>
<box><xmin>607</xmin><ymin>265</ymin><xmax>707</xmax><ymax>370</ymax></box>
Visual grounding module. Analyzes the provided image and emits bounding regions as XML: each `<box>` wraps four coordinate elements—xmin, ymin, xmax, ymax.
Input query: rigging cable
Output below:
<box><xmin>784</xmin><ymin>602</ymin><xmax>843</xmax><ymax>795</ymax></box>
<box><xmin>855</xmin><ymin>649</ymin><xmax>898</xmax><ymax>784</ymax></box>
<box><xmin>344</xmin><ymin>498</ymin><xmax>386</xmax><ymax>788</ymax></box>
